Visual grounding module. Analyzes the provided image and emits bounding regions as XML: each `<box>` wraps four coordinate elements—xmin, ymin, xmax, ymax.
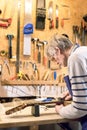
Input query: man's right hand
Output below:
<box><xmin>62</xmin><ymin>90</ymin><xmax>72</xmax><ymax>100</ymax></box>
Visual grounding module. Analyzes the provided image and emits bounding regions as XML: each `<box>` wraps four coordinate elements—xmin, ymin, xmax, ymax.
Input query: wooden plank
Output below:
<box><xmin>1</xmin><ymin>80</ymin><xmax>65</xmax><ymax>86</ymax></box>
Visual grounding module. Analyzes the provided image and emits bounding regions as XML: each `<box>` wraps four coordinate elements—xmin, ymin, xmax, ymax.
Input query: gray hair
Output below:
<box><xmin>46</xmin><ymin>33</ymin><xmax>73</xmax><ymax>59</ymax></box>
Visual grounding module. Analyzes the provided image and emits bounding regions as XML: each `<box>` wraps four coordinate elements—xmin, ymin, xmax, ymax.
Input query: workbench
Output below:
<box><xmin>0</xmin><ymin>101</ymin><xmax>77</xmax><ymax>130</ymax></box>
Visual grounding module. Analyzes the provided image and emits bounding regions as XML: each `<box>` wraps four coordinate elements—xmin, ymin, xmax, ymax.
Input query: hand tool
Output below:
<box><xmin>53</xmin><ymin>71</ymin><xmax>58</xmax><ymax>97</ymax></box>
<box><xmin>0</xmin><ymin>64</ymin><xmax>2</xmax><ymax>76</ymax></box>
<box><xmin>5</xmin><ymin>97</ymin><xmax>70</xmax><ymax>115</ymax></box>
<box><xmin>3</xmin><ymin>59</ymin><xmax>10</xmax><ymax>75</ymax></box>
<box><xmin>16</xmin><ymin>0</ymin><xmax>21</xmax><ymax>74</ymax></box>
<box><xmin>31</xmin><ymin>38</ymin><xmax>39</xmax><ymax>61</ymax></box>
<box><xmin>37</xmin><ymin>43</ymin><xmax>42</xmax><ymax>63</ymax></box>
<box><xmin>0</xmin><ymin>10</ymin><xmax>2</xmax><ymax>14</ymax></box>
<box><xmin>48</xmin><ymin>60</ymin><xmax>51</xmax><ymax>69</ymax></box>
<box><xmin>17</xmin><ymin>72</ymin><xmax>30</xmax><ymax>80</ymax></box>
<box><xmin>36</xmin><ymin>0</ymin><xmax>46</xmax><ymax>30</ymax></box>
<box><xmin>40</xmin><ymin>41</ymin><xmax>48</xmax><ymax>66</ymax></box>
<box><xmin>6</xmin><ymin>34</ymin><xmax>14</xmax><ymax>59</ymax></box>
<box><xmin>0</xmin><ymin>50</ymin><xmax>7</xmax><ymax>57</ymax></box>
<box><xmin>23</xmin><ymin>0</ymin><xmax>33</xmax><ymax>56</ymax></box>
<box><xmin>0</xmin><ymin>0</ymin><xmax>8</xmax><ymax>28</ymax></box>
<box><xmin>42</xmin><ymin>70</ymin><xmax>50</xmax><ymax>80</ymax></box>
<box><xmin>0</xmin><ymin>0</ymin><xmax>17</xmax><ymax>28</ymax></box>
<box><xmin>33</xmin><ymin>65</ymin><xmax>40</xmax><ymax>80</ymax></box>
<box><xmin>55</xmin><ymin>5</ymin><xmax>59</xmax><ymax>29</ymax></box>
<box><xmin>29</xmin><ymin>62</ymin><xmax>40</xmax><ymax>80</ymax></box>
<box><xmin>81</xmin><ymin>20</ymin><xmax>86</xmax><ymax>45</ymax></box>
<box><xmin>72</xmin><ymin>25</ymin><xmax>79</xmax><ymax>43</ymax></box>
<box><xmin>83</xmin><ymin>14</ymin><xmax>87</xmax><ymax>22</ymax></box>
<box><xmin>61</xmin><ymin>19</ymin><xmax>64</xmax><ymax>28</ymax></box>
<box><xmin>0</xmin><ymin>18</ymin><xmax>12</xmax><ymax>28</ymax></box>
<box><xmin>48</xmin><ymin>1</ymin><xmax>54</xmax><ymax>29</ymax></box>
<box><xmin>61</xmin><ymin>4</ymin><xmax>70</xmax><ymax>28</ymax></box>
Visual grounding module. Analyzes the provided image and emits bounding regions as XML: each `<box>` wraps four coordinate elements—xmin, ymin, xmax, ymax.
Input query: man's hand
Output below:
<box><xmin>55</xmin><ymin>90</ymin><xmax>72</xmax><ymax>114</ymax></box>
<box><xmin>55</xmin><ymin>104</ymin><xmax>63</xmax><ymax>114</ymax></box>
<box><xmin>62</xmin><ymin>90</ymin><xmax>72</xmax><ymax>100</ymax></box>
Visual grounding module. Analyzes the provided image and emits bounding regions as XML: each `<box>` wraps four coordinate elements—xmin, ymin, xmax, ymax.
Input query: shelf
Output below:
<box><xmin>1</xmin><ymin>79</ymin><xmax>65</xmax><ymax>86</ymax></box>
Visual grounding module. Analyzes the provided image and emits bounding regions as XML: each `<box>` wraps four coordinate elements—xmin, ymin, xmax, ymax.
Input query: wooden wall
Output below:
<box><xmin>0</xmin><ymin>0</ymin><xmax>87</xmax><ymax>80</ymax></box>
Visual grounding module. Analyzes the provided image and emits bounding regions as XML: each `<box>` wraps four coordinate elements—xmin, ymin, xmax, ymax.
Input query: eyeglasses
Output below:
<box><xmin>49</xmin><ymin>50</ymin><xmax>58</xmax><ymax>62</ymax></box>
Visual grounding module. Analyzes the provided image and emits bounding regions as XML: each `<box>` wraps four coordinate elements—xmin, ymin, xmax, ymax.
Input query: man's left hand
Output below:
<box><xmin>55</xmin><ymin>104</ymin><xmax>63</xmax><ymax>114</ymax></box>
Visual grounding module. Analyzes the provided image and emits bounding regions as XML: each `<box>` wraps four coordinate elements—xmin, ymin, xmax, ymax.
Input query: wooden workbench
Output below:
<box><xmin>0</xmin><ymin>101</ymin><xmax>75</xmax><ymax>129</ymax></box>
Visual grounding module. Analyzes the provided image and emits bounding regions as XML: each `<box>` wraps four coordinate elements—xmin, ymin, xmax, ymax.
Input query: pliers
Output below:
<box><xmin>3</xmin><ymin>59</ymin><xmax>10</xmax><ymax>75</ymax></box>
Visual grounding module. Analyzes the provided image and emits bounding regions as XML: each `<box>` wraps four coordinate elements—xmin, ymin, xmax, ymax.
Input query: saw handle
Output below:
<box><xmin>7</xmin><ymin>34</ymin><xmax>14</xmax><ymax>59</ymax></box>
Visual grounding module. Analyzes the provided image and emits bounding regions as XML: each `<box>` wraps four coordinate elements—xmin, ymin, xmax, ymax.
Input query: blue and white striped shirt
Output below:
<box><xmin>59</xmin><ymin>45</ymin><xmax>87</xmax><ymax>119</ymax></box>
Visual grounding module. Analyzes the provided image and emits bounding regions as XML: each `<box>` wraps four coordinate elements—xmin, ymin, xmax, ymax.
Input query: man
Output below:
<box><xmin>46</xmin><ymin>33</ymin><xmax>87</xmax><ymax>130</ymax></box>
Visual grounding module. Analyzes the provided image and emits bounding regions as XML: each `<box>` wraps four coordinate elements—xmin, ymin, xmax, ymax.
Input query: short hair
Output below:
<box><xmin>46</xmin><ymin>33</ymin><xmax>73</xmax><ymax>59</ymax></box>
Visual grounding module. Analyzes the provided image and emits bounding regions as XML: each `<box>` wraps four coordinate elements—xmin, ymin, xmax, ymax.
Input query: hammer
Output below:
<box><xmin>40</xmin><ymin>41</ymin><xmax>48</xmax><ymax>66</ymax></box>
<box><xmin>7</xmin><ymin>34</ymin><xmax>14</xmax><ymax>59</ymax></box>
<box><xmin>37</xmin><ymin>43</ymin><xmax>42</xmax><ymax>63</ymax></box>
<box><xmin>31</xmin><ymin>38</ymin><xmax>39</xmax><ymax>61</ymax></box>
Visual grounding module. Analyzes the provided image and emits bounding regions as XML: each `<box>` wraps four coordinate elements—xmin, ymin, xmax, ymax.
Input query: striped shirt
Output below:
<box><xmin>59</xmin><ymin>45</ymin><xmax>87</xmax><ymax>119</ymax></box>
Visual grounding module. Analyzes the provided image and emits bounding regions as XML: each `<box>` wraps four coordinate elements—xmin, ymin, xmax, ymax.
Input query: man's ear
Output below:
<box><xmin>55</xmin><ymin>47</ymin><xmax>61</xmax><ymax>54</ymax></box>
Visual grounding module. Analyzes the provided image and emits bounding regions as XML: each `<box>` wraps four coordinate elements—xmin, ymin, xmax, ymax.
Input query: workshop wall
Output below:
<box><xmin>0</xmin><ymin>0</ymin><xmax>87</xmax><ymax>84</ymax></box>
<box><xmin>0</xmin><ymin>1</ymin><xmax>86</xmax><ymax>129</ymax></box>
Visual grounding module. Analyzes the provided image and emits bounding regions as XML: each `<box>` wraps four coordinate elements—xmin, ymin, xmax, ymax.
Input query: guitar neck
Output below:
<box><xmin>5</xmin><ymin>98</ymin><xmax>65</xmax><ymax>115</ymax></box>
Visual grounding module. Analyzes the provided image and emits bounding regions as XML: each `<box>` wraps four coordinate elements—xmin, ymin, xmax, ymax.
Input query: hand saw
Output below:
<box><xmin>23</xmin><ymin>0</ymin><xmax>33</xmax><ymax>56</ymax></box>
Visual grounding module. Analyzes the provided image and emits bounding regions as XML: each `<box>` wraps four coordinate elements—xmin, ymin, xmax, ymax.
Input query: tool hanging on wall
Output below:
<box><xmin>3</xmin><ymin>59</ymin><xmax>10</xmax><ymax>75</ymax></box>
<box><xmin>60</xmin><ymin>4</ymin><xmax>70</xmax><ymax>28</ymax></box>
<box><xmin>82</xmin><ymin>14</ymin><xmax>87</xmax><ymax>46</ymax></box>
<box><xmin>55</xmin><ymin>5</ymin><xmax>59</xmax><ymax>29</ymax></box>
<box><xmin>48</xmin><ymin>1</ymin><xmax>54</xmax><ymax>29</ymax></box>
<box><xmin>0</xmin><ymin>10</ymin><xmax>2</xmax><ymax>14</ymax></box>
<box><xmin>16</xmin><ymin>0</ymin><xmax>21</xmax><ymax>74</ymax></box>
<box><xmin>0</xmin><ymin>0</ymin><xmax>17</xmax><ymax>28</ymax></box>
<box><xmin>80</xmin><ymin>19</ymin><xmax>86</xmax><ymax>46</ymax></box>
<box><xmin>31</xmin><ymin>38</ymin><xmax>39</xmax><ymax>61</ymax></box>
<box><xmin>29</xmin><ymin>62</ymin><xmax>40</xmax><ymax>80</ymax></box>
<box><xmin>37</xmin><ymin>43</ymin><xmax>42</xmax><ymax>63</ymax></box>
<box><xmin>72</xmin><ymin>25</ymin><xmax>79</xmax><ymax>43</ymax></box>
<box><xmin>0</xmin><ymin>0</ymin><xmax>8</xmax><ymax>28</ymax></box>
<box><xmin>40</xmin><ymin>41</ymin><xmax>48</xmax><ymax>67</ymax></box>
<box><xmin>36</xmin><ymin>0</ymin><xmax>46</xmax><ymax>30</ymax></box>
<box><xmin>23</xmin><ymin>0</ymin><xmax>33</xmax><ymax>56</ymax></box>
<box><xmin>6</xmin><ymin>34</ymin><xmax>14</xmax><ymax>59</ymax></box>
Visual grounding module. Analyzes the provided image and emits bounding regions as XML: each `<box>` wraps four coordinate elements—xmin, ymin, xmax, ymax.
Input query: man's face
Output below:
<box><xmin>51</xmin><ymin>48</ymin><xmax>68</xmax><ymax>67</ymax></box>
